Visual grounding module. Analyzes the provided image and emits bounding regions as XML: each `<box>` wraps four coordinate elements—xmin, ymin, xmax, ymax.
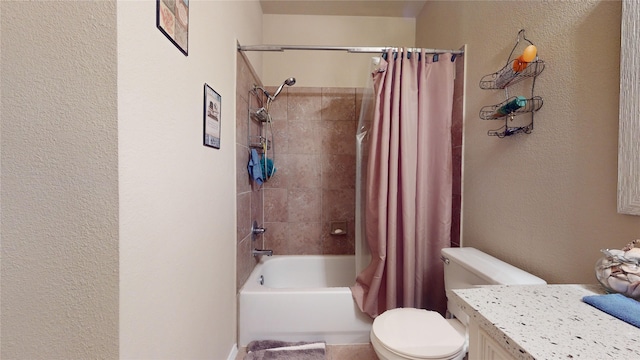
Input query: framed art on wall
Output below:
<box><xmin>618</xmin><ymin>0</ymin><xmax>640</xmax><ymax>215</ymax></box>
<box><xmin>156</xmin><ymin>0</ymin><xmax>189</xmax><ymax>56</ymax></box>
<box><xmin>204</xmin><ymin>84</ymin><xmax>221</xmax><ymax>149</ymax></box>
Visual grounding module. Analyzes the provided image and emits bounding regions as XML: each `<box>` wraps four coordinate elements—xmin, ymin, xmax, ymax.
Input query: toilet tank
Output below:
<box><xmin>441</xmin><ymin>247</ymin><xmax>546</xmax><ymax>324</ymax></box>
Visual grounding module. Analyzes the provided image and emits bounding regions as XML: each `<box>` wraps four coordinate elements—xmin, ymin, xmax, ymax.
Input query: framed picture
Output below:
<box><xmin>203</xmin><ymin>84</ymin><xmax>221</xmax><ymax>149</ymax></box>
<box><xmin>156</xmin><ymin>0</ymin><xmax>189</xmax><ymax>56</ymax></box>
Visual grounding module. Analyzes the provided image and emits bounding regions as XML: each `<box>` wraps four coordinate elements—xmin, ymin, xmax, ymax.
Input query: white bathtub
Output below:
<box><xmin>238</xmin><ymin>255</ymin><xmax>373</xmax><ymax>346</ymax></box>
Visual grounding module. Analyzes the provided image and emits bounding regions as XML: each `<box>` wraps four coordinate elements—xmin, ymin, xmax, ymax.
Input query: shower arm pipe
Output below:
<box><xmin>237</xmin><ymin>44</ymin><xmax>464</xmax><ymax>55</ymax></box>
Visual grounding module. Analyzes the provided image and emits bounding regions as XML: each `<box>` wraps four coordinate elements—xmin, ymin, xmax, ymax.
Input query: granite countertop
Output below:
<box><xmin>451</xmin><ymin>284</ymin><xmax>640</xmax><ymax>359</ymax></box>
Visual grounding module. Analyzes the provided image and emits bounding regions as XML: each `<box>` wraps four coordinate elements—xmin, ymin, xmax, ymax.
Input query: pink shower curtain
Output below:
<box><xmin>351</xmin><ymin>49</ymin><xmax>456</xmax><ymax>318</ymax></box>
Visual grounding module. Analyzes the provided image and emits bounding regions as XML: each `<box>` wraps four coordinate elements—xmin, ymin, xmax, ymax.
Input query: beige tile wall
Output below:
<box><xmin>262</xmin><ymin>87</ymin><xmax>359</xmax><ymax>256</ymax></box>
<box><xmin>236</xmin><ymin>52</ymin><xmax>262</xmax><ymax>290</ymax></box>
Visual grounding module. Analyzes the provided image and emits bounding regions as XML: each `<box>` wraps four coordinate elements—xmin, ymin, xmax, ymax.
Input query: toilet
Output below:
<box><xmin>370</xmin><ymin>247</ymin><xmax>547</xmax><ymax>360</ymax></box>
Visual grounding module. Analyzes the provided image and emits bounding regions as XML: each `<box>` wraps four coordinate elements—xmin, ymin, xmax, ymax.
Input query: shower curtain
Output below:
<box><xmin>351</xmin><ymin>49</ymin><xmax>456</xmax><ymax>318</ymax></box>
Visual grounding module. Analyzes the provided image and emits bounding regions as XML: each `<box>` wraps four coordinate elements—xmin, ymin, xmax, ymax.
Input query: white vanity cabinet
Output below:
<box><xmin>451</xmin><ymin>284</ymin><xmax>640</xmax><ymax>360</ymax></box>
<box><xmin>467</xmin><ymin>318</ymin><xmax>515</xmax><ymax>360</ymax></box>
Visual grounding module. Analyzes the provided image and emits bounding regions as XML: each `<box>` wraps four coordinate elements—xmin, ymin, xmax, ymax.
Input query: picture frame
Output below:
<box><xmin>156</xmin><ymin>0</ymin><xmax>189</xmax><ymax>56</ymax></box>
<box><xmin>203</xmin><ymin>84</ymin><xmax>221</xmax><ymax>149</ymax></box>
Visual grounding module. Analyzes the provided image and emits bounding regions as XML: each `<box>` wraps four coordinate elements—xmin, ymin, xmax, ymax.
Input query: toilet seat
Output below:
<box><xmin>371</xmin><ymin>308</ymin><xmax>465</xmax><ymax>360</ymax></box>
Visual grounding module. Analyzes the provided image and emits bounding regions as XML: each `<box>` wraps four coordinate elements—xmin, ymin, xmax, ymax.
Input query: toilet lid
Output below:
<box><xmin>372</xmin><ymin>308</ymin><xmax>465</xmax><ymax>359</ymax></box>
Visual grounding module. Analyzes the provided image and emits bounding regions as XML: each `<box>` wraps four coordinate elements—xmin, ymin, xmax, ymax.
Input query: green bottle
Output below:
<box><xmin>493</xmin><ymin>96</ymin><xmax>527</xmax><ymax>117</ymax></box>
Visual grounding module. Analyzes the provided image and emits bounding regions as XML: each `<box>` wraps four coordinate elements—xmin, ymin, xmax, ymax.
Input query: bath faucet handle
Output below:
<box><xmin>251</xmin><ymin>221</ymin><xmax>266</xmax><ymax>241</ymax></box>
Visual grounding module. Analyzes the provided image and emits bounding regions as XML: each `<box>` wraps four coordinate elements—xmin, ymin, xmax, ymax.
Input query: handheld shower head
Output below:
<box><xmin>270</xmin><ymin>77</ymin><xmax>296</xmax><ymax>101</ymax></box>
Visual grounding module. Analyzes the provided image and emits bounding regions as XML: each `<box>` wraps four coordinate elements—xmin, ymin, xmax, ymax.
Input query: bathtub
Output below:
<box><xmin>238</xmin><ymin>255</ymin><xmax>373</xmax><ymax>346</ymax></box>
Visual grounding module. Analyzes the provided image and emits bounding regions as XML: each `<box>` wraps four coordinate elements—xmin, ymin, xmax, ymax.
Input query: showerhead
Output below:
<box><xmin>270</xmin><ymin>77</ymin><xmax>296</xmax><ymax>101</ymax></box>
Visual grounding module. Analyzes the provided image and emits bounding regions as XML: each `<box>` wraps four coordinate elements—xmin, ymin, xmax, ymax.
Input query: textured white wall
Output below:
<box><xmin>261</xmin><ymin>14</ymin><xmax>416</xmax><ymax>88</ymax></box>
<box><xmin>1</xmin><ymin>0</ymin><xmax>262</xmax><ymax>358</ymax></box>
<box><xmin>118</xmin><ymin>0</ymin><xmax>262</xmax><ymax>358</ymax></box>
<box><xmin>1</xmin><ymin>1</ymin><xmax>119</xmax><ymax>358</ymax></box>
<box><xmin>417</xmin><ymin>1</ymin><xmax>640</xmax><ymax>283</ymax></box>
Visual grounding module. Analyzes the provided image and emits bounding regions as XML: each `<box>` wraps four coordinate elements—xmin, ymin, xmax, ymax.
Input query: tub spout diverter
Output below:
<box><xmin>253</xmin><ymin>248</ymin><xmax>273</xmax><ymax>257</ymax></box>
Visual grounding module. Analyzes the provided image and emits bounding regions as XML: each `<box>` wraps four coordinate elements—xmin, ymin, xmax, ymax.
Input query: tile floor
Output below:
<box><xmin>236</xmin><ymin>343</ymin><xmax>378</xmax><ymax>360</ymax></box>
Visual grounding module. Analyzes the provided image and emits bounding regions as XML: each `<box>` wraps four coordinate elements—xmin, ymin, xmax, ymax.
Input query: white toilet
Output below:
<box><xmin>370</xmin><ymin>247</ymin><xmax>547</xmax><ymax>360</ymax></box>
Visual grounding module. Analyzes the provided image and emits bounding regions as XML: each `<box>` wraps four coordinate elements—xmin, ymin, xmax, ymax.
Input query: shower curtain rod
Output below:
<box><xmin>237</xmin><ymin>44</ymin><xmax>464</xmax><ymax>55</ymax></box>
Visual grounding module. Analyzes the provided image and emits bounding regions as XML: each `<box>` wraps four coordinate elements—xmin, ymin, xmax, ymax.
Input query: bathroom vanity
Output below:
<box><xmin>451</xmin><ymin>284</ymin><xmax>640</xmax><ymax>359</ymax></box>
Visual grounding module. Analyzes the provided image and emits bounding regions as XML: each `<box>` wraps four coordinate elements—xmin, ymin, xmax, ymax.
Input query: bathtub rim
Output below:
<box><xmin>240</xmin><ymin>254</ymin><xmax>358</xmax><ymax>293</ymax></box>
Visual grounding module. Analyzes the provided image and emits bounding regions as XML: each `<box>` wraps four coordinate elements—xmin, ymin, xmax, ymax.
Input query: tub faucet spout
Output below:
<box><xmin>253</xmin><ymin>248</ymin><xmax>273</xmax><ymax>257</ymax></box>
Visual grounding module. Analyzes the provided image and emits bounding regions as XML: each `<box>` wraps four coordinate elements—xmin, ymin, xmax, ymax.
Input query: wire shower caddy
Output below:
<box><xmin>479</xmin><ymin>29</ymin><xmax>545</xmax><ymax>138</ymax></box>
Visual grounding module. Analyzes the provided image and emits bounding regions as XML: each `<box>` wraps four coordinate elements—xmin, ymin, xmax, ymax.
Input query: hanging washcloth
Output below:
<box><xmin>247</xmin><ymin>149</ymin><xmax>263</xmax><ymax>185</ymax></box>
